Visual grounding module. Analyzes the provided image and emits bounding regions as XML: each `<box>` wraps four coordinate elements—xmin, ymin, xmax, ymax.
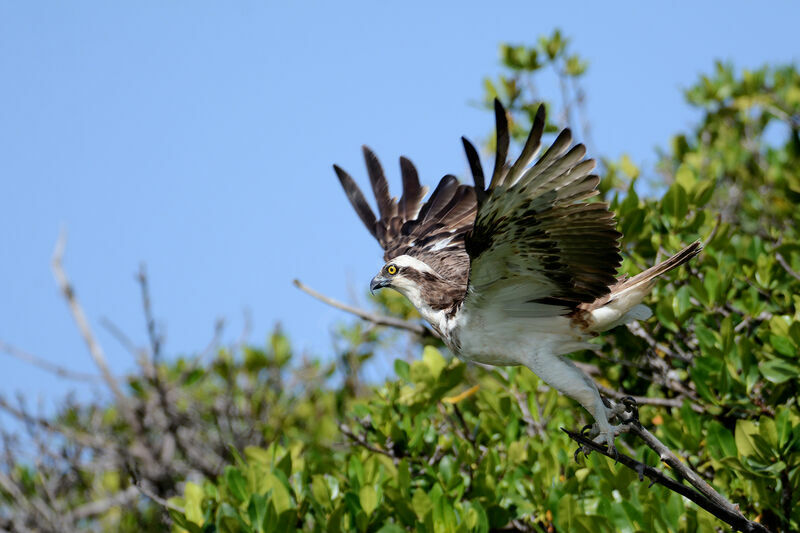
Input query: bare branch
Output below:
<box><xmin>339</xmin><ymin>423</ymin><xmax>403</xmax><ymax>465</ymax></box>
<box><xmin>0</xmin><ymin>340</ymin><xmax>101</xmax><ymax>383</ymax></box>
<box><xmin>629</xmin><ymin>424</ymin><xmax>751</xmax><ymax>523</ymax></box>
<box><xmin>0</xmin><ymin>395</ymin><xmax>110</xmax><ymax>451</ymax></box>
<box><xmin>627</xmin><ymin>321</ymin><xmax>692</xmax><ymax>363</ymax></box>
<box><xmin>130</xmin><ymin>476</ymin><xmax>184</xmax><ymax>515</ymax></box>
<box><xmin>563</xmin><ymin>427</ymin><xmax>769</xmax><ymax>533</ymax></box>
<box><xmin>293</xmin><ymin>279</ymin><xmax>431</xmax><ymax>336</ymax></box>
<box><xmin>776</xmin><ymin>252</ymin><xmax>800</xmax><ymax>283</ymax></box>
<box><xmin>71</xmin><ymin>486</ymin><xmax>141</xmax><ymax>520</ymax></box>
<box><xmin>137</xmin><ymin>264</ymin><xmax>163</xmax><ymax>364</ymax></box>
<box><xmin>50</xmin><ymin>230</ymin><xmax>138</xmax><ymax>429</ymax></box>
<box><xmin>596</xmin><ymin>382</ymin><xmax>702</xmax><ymax>412</ymax></box>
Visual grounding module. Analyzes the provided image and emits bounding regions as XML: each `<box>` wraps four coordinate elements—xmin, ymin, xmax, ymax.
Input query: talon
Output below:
<box><xmin>574</xmin><ymin>446</ymin><xmax>584</xmax><ymax>462</ymax></box>
<box><xmin>620</xmin><ymin>396</ymin><xmax>639</xmax><ymax>423</ymax></box>
<box><xmin>608</xmin><ymin>444</ymin><xmax>619</xmax><ymax>463</ymax></box>
<box><xmin>621</xmin><ymin>395</ymin><xmax>637</xmax><ymax>407</ymax></box>
<box><xmin>574</xmin><ymin>441</ymin><xmax>594</xmax><ymax>461</ymax></box>
<box><xmin>580</xmin><ymin>423</ymin><xmax>594</xmax><ymax>438</ymax></box>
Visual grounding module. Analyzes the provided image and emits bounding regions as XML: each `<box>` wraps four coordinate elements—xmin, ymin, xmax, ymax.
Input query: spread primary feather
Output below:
<box><xmin>334</xmin><ymin>99</ymin><xmax>702</xmax><ymax>451</ymax></box>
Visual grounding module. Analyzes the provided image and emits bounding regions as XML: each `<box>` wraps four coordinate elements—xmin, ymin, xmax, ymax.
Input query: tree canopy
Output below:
<box><xmin>1</xmin><ymin>32</ymin><xmax>799</xmax><ymax>533</ymax></box>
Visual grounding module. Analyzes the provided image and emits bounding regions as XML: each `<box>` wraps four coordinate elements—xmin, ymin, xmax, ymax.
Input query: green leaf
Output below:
<box><xmin>169</xmin><ymin>510</ymin><xmax>203</xmax><ymax>533</ymax></box>
<box><xmin>376</xmin><ymin>525</ymin><xmax>406</xmax><ymax>533</ymax></box>
<box><xmin>394</xmin><ymin>359</ymin><xmax>410</xmax><ymax>381</ymax></box>
<box><xmin>224</xmin><ymin>466</ymin><xmax>248</xmax><ymax>504</ymax></box>
<box><xmin>184</xmin><ymin>481</ymin><xmax>206</xmax><ymax>526</ymax></box>
<box><xmin>769</xmin><ymin>334</ymin><xmax>797</xmax><ymax>357</ymax></box>
<box><xmin>248</xmin><ymin>494</ymin><xmax>267</xmax><ymax>533</ymax></box>
<box><xmin>359</xmin><ymin>484</ymin><xmax>379</xmax><ymax>517</ymax></box>
<box><xmin>662</xmin><ymin>183</ymin><xmax>689</xmax><ymax>221</ymax></box>
<box><xmin>759</xmin><ymin>358</ymin><xmax>800</xmax><ymax>384</ymax></box>
<box><xmin>412</xmin><ymin>489</ymin><xmax>432</xmax><ymax>521</ymax></box>
<box><xmin>422</xmin><ymin>346</ymin><xmax>446</xmax><ymax>379</ymax></box>
<box><xmin>735</xmin><ymin>420</ymin><xmax>760</xmax><ymax>458</ymax></box>
<box><xmin>311</xmin><ymin>475</ymin><xmax>331</xmax><ymax>509</ymax></box>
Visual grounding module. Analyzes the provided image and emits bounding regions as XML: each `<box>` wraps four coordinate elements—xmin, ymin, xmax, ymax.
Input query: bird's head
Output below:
<box><xmin>369</xmin><ymin>255</ymin><xmax>438</xmax><ymax>299</ymax></box>
<box><xmin>369</xmin><ymin>255</ymin><xmax>463</xmax><ymax>322</ymax></box>
<box><xmin>369</xmin><ymin>260</ymin><xmax>411</xmax><ymax>295</ymax></box>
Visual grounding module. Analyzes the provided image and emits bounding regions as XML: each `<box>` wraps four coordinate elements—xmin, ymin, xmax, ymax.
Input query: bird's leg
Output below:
<box><xmin>581</xmin><ymin>396</ymin><xmax>640</xmax><ymax>459</ymax></box>
<box><xmin>521</xmin><ymin>353</ymin><xmax>620</xmax><ymax>455</ymax></box>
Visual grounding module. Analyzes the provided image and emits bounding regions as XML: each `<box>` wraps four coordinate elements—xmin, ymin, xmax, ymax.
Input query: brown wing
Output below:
<box><xmin>461</xmin><ymin>100</ymin><xmax>621</xmax><ymax>317</ymax></box>
<box><xmin>334</xmin><ymin>146</ymin><xmax>476</xmax><ymax>286</ymax></box>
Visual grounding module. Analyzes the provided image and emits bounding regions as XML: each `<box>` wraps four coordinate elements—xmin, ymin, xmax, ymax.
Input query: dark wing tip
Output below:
<box><xmin>361</xmin><ymin>144</ymin><xmax>379</xmax><ymax>166</ymax></box>
<box><xmin>361</xmin><ymin>145</ymin><xmax>393</xmax><ymax>219</ymax></box>
<box><xmin>461</xmin><ymin>136</ymin><xmax>486</xmax><ymax>202</ymax></box>
<box><xmin>333</xmin><ymin>162</ymin><xmax>379</xmax><ymax>240</ymax></box>
<box><xmin>399</xmin><ymin>156</ymin><xmax>426</xmax><ymax>220</ymax></box>
<box><xmin>333</xmin><ymin>163</ymin><xmax>351</xmax><ymax>183</ymax></box>
<box><xmin>535</xmin><ymin>103</ymin><xmax>546</xmax><ymax>122</ymax></box>
<box><xmin>490</xmin><ymin>99</ymin><xmax>510</xmax><ymax>189</ymax></box>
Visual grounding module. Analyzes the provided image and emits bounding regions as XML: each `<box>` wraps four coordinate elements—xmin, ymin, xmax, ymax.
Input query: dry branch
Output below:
<box><xmin>563</xmin><ymin>425</ymin><xmax>770</xmax><ymax>533</ymax></box>
<box><xmin>293</xmin><ymin>278</ymin><xmax>431</xmax><ymax>336</ymax></box>
<box><xmin>0</xmin><ymin>340</ymin><xmax>101</xmax><ymax>383</ymax></box>
<box><xmin>50</xmin><ymin>231</ymin><xmax>140</xmax><ymax>432</ymax></box>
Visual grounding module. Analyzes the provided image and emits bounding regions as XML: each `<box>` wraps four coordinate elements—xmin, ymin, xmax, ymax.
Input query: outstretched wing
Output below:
<box><xmin>334</xmin><ymin>147</ymin><xmax>476</xmax><ymax>285</ymax></box>
<box><xmin>461</xmin><ymin>100</ymin><xmax>621</xmax><ymax>318</ymax></box>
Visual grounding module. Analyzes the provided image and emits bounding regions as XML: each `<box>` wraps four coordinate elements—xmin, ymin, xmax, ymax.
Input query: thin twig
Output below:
<box><xmin>71</xmin><ymin>486</ymin><xmax>141</xmax><ymax>520</ymax></box>
<box><xmin>0</xmin><ymin>395</ymin><xmax>108</xmax><ymax>451</ymax></box>
<box><xmin>137</xmin><ymin>264</ymin><xmax>162</xmax><ymax>364</ymax></box>
<box><xmin>703</xmin><ymin>213</ymin><xmax>723</xmax><ymax>248</ymax></box>
<box><xmin>513</xmin><ymin>389</ymin><xmax>546</xmax><ymax>437</ymax></box>
<box><xmin>51</xmin><ymin>230</ymin><xmax>137</xmax><ymax>428</ymax></box>
<box><xmin>775</xmin><ymin>252</ymin><xmax>800</xmax><ymax>283</ymax></box>
<box><xmin>130</xmin><ymin>476</ymin><xmax>184</xmax><ymax>514</ymax></box>
<box><xmin>0</xmin><ymin>340</ymin><xmax>101</xmax><ymax>383</ymax></box>
<box><xmin>595</xmin><ymin>382</ymin><xmax>702</xmax><ymax>412</ymax></box>
<box><xmin>293</xmin><ymin>279</ymin><xmax>430</xmax><ymax>336</ymax></box>
<box><xmin>339</xmin><ymin>423</ymin><xmax>400</xmax><ymax>464</ymax></box>
<box><xmin>627</xmin><ymin>321</ymin><xmax>692</xmax><ymax>363</ymax></box>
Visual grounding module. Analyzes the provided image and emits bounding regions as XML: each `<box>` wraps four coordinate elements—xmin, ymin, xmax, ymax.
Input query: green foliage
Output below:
<box><xmin>483</xmin><ymin>30</ymin><xmax>590</xmax><ymax>142</ymax></box>
<box><xmin>168</xmin><ymin>49</ymin><xmax>800</xmax><ymax>532</ymax></box>
<box><xmin>4</xmin><ymin>35</ymin><xmax>799</xmax><ymax>533</ymax></box>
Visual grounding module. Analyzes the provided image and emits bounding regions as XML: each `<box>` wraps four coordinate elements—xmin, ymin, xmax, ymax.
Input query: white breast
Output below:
<box><xmin>444</xmin><ymin>307</ymin><xmax>593</xmax><ymax>366</ymax></box>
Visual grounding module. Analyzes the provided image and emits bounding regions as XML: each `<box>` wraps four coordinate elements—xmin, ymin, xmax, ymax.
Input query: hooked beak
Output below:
<box><xmin>370</xmin><ymin>274</ymin><xmax>390</xmax><ymax>295</ymax></box>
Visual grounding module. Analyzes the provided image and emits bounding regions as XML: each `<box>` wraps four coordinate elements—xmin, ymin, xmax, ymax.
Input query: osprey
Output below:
<box><xmin>334</xmin><ymin>100</ymin><xmax>701</xmax><ymax>451</ymax></box>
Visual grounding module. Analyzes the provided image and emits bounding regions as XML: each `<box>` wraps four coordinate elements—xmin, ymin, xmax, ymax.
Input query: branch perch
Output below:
<box><xmin>563</xmin><ymin>426</ymin><xmax>769</xmax><ymax>533</ymax></box>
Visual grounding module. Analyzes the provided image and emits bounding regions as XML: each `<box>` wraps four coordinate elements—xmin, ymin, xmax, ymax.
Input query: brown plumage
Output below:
<box><xmin>333</xmin><ymin>99</ymin><xmax>702</xmax><ymax>453</ymax></box>
<box><xmin>334</xmin><ymin>147</ymin><xmax>476</xmax><ymax>288</ymax></box>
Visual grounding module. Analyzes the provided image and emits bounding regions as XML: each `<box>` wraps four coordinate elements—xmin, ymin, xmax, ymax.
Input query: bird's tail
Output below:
<box><xmin>587</xmin><ymin>240</ymin><xmax>703</xmax><ymax>332</ymax></box>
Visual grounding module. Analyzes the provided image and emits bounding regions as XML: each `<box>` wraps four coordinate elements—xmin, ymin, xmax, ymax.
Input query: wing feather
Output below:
<box><xmin>399</xmin><ymin>157</ymin><xmax>427</xmax><ymax>220</ymax></box>
<box><xmin>462</xmin><ymin>99</ymin><xmax>621</xmax><ymax>318</ymax></box>
<box><xmin>489</xmin><ymin>100</ymin><xmax>510</xmax><ymax>189</ymax></box>
<box><xmin>335</xmin><ymin>148</ymin><xmax>476</xmax><ymax>287</ymax></box>
<box><xmin>336</xmin><ymin>99</ymin><xmax>621</xmax><ymax>311</ymax></box>
<box><xmin>362</xmin><ymin>146</ymin><xmax>395</xmax><ymax>220</ymax></box>
<box><xmin>333</xmin><ymin>164</ymin><xmax>378</xmax><ymax>240</ymax></box>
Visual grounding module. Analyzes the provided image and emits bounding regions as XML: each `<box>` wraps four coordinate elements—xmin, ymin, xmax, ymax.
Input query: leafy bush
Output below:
<box><xmin>3</xmin><ymin>35</ymin><xmax>799</xmax><ymax>533</ymax></box>
<box><xmin>169</xmin><ymin>47</ymin><xmax>800</xmax><ymax>532</ymax></box>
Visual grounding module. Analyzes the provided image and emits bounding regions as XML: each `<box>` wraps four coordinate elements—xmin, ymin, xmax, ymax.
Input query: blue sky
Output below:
<box><xmin>1</xmin><ymin>2</ymin><xmax>798</xmax><ymax>413</ymax></box>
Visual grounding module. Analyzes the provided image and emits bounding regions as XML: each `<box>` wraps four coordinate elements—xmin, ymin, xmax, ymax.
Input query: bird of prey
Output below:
<box><xmin>333</xmin><ymin>100</ymin><xmax>701</xmax><ymax>451</ymax></box>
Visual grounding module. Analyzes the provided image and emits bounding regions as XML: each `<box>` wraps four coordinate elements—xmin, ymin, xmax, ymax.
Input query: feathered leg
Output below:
<box><xmin>522</xmin><ymin>353</ymin><xmax>625</xmax><ymax>453</ymax></box>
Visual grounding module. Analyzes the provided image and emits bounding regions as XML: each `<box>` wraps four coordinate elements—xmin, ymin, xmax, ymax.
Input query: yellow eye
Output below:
<box><xmin>386</xmin><ymin>265</ymin><xmax>398</xmax><ymax>275</ymax></box>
